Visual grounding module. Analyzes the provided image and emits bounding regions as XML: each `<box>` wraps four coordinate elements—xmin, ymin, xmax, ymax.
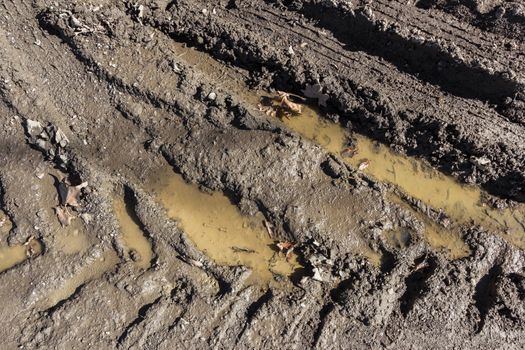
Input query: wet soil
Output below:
<box><xmin>0</xmin><ymin>0</ymin><xmax>524</xmax><ymax>349</ymax></box>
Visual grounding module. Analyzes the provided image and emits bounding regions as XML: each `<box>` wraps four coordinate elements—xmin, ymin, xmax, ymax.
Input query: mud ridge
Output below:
<box><xmin>473</xmin><ymin>263</ymin><xmax>503</xmax><ymax>333</ymax></box>
<box><xmin>117</xmin><ymin>296</ymin><xmax>163</xmax><ymax>346</ymax></box>
<box><xmin>122</xmin><ymin>185</ymin><xmax>158</xmax><ymax>267</ymax></box>
<box><xmin>296</xmin><ymin>1</ymin><xmax>520</xmax><ymax>106</ymax></box>
<box><xmin>417</xmin><ymin>0</ymin><xmax>525</xmax><ymax>41</ymax></box>
<box><xmin>144</xmin><ymin>0</ymin><xmax>525</xmax><ymax>202</ymax></box>
<box><xmin>399</xmin><ymin>255</ymin><xmax>438</xmax><ymax>317</ymax></box>
<box><xmin>235</xmin><ymin>289</ymin><xmax>273</xmax><ymax>345</ymax></box>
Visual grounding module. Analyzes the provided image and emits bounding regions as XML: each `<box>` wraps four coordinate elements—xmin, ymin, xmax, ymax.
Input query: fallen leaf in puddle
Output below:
<box><xmin>277</xmin><ymin>241</ymin><xmax>295</xmax><ymax>260</ymax></box>
<box><xmin>55</xmin><ymin>206</ymin><xmax>74</xmax><ymax>227</ymax></box>
<box><xmin>341</xmin><ymin>146</ymin><xmax>358</xmax><ymax>158</ymax></box>
<box><xmin>258</xmin><ymin>103</ymin><xmax>277</xmax><ymax>118</ymax></box>
<box><xmin>258</xmin><ymin>91</ymin><xmax>304</xmax><ymax>119</ymax></box>
<box><xmin>276</xmin><ymin>91</ymin><xmax>303</xmax><ymax>115</ymax></box>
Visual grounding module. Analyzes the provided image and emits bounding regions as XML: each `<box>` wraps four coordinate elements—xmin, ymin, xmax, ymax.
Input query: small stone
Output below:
<box><xmin>80</xmin><ymin>213</ymin><xmax>93</xmax><ymax>224</ymax></box>
<box><xmin>137</xmin><ymin>4</ymin><xmax>144</xmax><ymax>18</ymax></box>
<box><xmin>207</xmin><ymin>92</ymin><xmax>216</xmax><ymax>101</ymax></box>
<box><xmin>287</xmin><ymin>46</ymin><xmax>295</xmax><ymax>55</ymax></box>
<box><xmin>54</xmin><ymin>128</ymin><xmax>69</xmax><ymax>148</ymax></box>
<box><xmin>35</xmin><ymin>139</ymin><xmax>50</xmax><ymax>152</ymax></box>
<box><xmin>69</xmin><ymin>15</ymin><xmax>82</xmax><ymax>28</ymax></box>
<box><xmin>25</xmin><ymin>119</ymin><xmax>43</xmax><ymax>137</ymax></box>
<box><xmin>312</xmin><ymin>267</ymin><xmax>323</xmax><ymax>282</ymax></box>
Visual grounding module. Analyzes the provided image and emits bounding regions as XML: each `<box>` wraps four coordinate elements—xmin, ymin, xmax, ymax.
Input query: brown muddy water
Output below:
<box><xmin>273</xmin><ymin>102</ymin><xmax>525</xmax><ymax>253</ymax></box>
<box><xmin>113</xmin><ymin>197</ymin><xmax>154</xmax><ymax>269</ymax></box>
<box><xmin>148</xmin><ymin>168</ymin><xmax>301</xmax><ymax>285</ymax></box>
<box><xmin>0</xmin><ymin>212</ymin><xmax>43</xmax><ymax>272</ymax></box>
<box><xmin>147</xmin><ymin>36</ymin><xmax>523</xmax><ymax>261</ymax></box>
<box><xmin>0</xmin><ymin>244</ymin><xmax>29</xmax><ymax>273</ymax></box>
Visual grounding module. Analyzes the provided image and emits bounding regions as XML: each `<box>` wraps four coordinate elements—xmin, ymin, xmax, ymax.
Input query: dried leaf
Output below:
<box><xmin>277</xmin><ymin>241</ymin><xmax>295</xmax><ymax>261</ymax></box>
<box><xmin>258</xmin><ymin>103</ymin><xmax>277</xmax><ymax>117</ymax></box>
<box><xmin>302</xmin><ymin>83</ymin><xmax>329</xmax><ymax>107</ymax></box>
<box><xmin>55</xmin><ymin>206</ymin><xmax>74</xmax><ymax>226</ymax></box>
<box><xmin>281</xmin><ymin>97</ymin><xmax>302</xmax><ymax>114</ymax></box>
<box><xmin>59</xmin><ymin>180</ymin><xmax>88</xmax><ymax>207</ymax></box>
<box><xmin>277</xmin><ymin>241</ymin><xmax>295</xmax><ymax>251</ymax></box>
<box><xmin>341</xmin><ymin>146</ymin><xmax>358</xmax><ymax>158</ymax></box>
<box><xmin>276</xmin><ymin>91</ymin><xmax>303</xmax><ymax>114</ymax></box>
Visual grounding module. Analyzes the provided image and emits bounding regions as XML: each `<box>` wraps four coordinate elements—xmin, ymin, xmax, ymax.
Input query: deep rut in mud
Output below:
<box><xmin>0</xmin><ymin>1</ymin><xmax>524</xmax><ymax>349</ymax></box>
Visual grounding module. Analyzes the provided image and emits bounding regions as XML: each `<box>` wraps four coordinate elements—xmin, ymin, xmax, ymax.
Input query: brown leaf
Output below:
<box><xmin>277</xmin><ymin>241</ymin><xmax>295</xmax><ymax>261</ymax></box>
<box><xmin>55</xmin><ymin>206</ymin><xmax>74</xmax><ymax>226</ymax></box>
<box><xmin>277</xmin><ymin>241</ymin><xmax>295</xmax><ymax>252</ymax></box>
<box><xmin>276</xmin><ymin>91</ymin><xmax>303</xmax><ymax>114</ymax></box>
<box><xmin>60</xmin><ymin>180</ymin><xmax>88</xmax><ymax>207</ymax></box>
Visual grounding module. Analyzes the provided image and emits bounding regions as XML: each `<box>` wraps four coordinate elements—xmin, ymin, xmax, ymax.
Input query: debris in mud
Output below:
<box><xmin>263</xmin><ymin>220</ymin><xmax>274</xmax><ymax>238</ymax></box>
<box><xmin>341</xmin><ymin>146</ymin><xmax>358</xmax><ymax>158</ymax></box>
<box><xmin>55</xmin><ymin>206</ymin><xmax>74</xmax><ymax>227</ymax></box>
<box><xmin>61</xmin><ymin>11</ymin><xmax>95</xmax><ymax>35</ymax></box>
<box><xmin>276</xmin><ymin>241</ymin><xmax>295</xmax><ymax>260</ymax></box>
<box><xmin>23</xmin><ymin>119</ymin><xmax>70</xmax><ymax>169</ymax></box>
<box><xmin>302</xmin><ymin>83</ymin><xmax>329</xmax><ymax>107</ymax></box>
<box><xmin>358</xmin><ymin>159</ymin><xmax>370</xmax><ymax>170</ymax></box>
<box><xmin>58</xmin><ymin>179</ymin><xmax>88</xmax><ymax>207</ymax></box>
<box><xmin>24</xmin><ymin>236</ymin><xmax>43</xmax><ymax>258</ymax></box>
<box><xmin>54</xmin><ymin>177</ymin><xmax>88</xmax><ymax>226</ymax></box>
<box><xmin>258</xmin><ymin>91</ymin><xmax>304</xmax><ymax>118</ymax></box>
<box><xmin>231</xmin><ymin>246</ymin><xmax>256</xmax><ymax>254</ymax></box>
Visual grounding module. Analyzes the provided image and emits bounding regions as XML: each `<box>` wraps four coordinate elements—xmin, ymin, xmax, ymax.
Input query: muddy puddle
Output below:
<box><xmin>0</xmin><ymin>239</ymin><xmax>43</xmax><ymax>273</ymax></box>
<box><xmin>113</xmin><ymin>197</ymin><xmax>153</xmax><ymax>269</ymax></box>
<box><xmin>271</xmin><ymin>102</ymin><xmax>525</xmax><ymax>252</ymax></box>
<box><xmin>148</xmin><ymin>168</ymin><xmax>301</xmax><ymax>285</ymax></box>
<box><xmin>0</xmin><ymin>212</ymin><xmax>44</xmax><ymax>272</ymax></box>
<box><xmin>0</xmin><ymin>244</ymin><xmax>29</xmax><ymax>273</ymax></box>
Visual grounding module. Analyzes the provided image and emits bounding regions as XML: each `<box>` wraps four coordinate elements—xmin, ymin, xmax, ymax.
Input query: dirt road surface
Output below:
<box><xmin>0</xmin><ymin>1</ymin><xmax>524</xmax><ymax>349</ymax></box>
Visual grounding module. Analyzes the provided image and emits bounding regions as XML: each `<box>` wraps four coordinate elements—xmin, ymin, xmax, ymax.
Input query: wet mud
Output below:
<box><xmin>0</xmin><ymin>0</ymin><xmax>524</xmax><ymax>349</ymax></box>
